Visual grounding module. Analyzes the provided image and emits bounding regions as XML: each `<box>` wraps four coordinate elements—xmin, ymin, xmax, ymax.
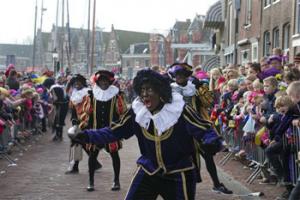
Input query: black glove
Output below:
<box><xmin>71</xmin><ymin>132</ymin><xmax>90</xmax><ymax>146</ymax></box>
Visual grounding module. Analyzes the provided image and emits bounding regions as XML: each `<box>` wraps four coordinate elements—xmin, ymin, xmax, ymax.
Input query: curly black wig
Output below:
<box><xmin>133</xmin><ymin>69</ymin><xmax>172</xmax><ymax>103</ymax></box>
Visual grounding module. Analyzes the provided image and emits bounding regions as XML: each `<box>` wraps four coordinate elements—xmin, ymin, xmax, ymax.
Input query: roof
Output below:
<box><xmin>173</xmin><ymin>20</ymin><xmax>191</xmax><ymax>31</ymax></box>
<box><xmin>188</xmin><ymin>15</ymin><xmax>212</xmax><ymax>42</ymax></box>
<box><xmin>114</xmin><ymin>30</ymin><xmax>150</xmax><ymax>53</ymax></box>
<box><xmin>204</xmin><ymin>0</ymin><xmax>224</xmax><ymax>29</ymax></box>
<box><xmin>52</xmin><ymin>26</ymin><xmax>150</xmax><ymax>53</ymax></box>
<box><xmin>123</xmin><ymin>43</ymin><xmax>149</xmax><ymax>54</ymax></box>
<box><xmin>0</xmin><ymin>44</ymin><xmax>33</xmax><ymax>58</ymax></box>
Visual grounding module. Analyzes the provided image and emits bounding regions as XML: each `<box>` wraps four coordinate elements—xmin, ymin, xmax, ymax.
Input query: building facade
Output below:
<box><xmin>205</xmin><ymin>0</ymin><xmax>295</xmax><ymax>67</ymax></box>
<box><xmin>122</xmin><ymin>43</ymin><xmax>150</xmax><ymax>79</ymax></box>
<box><xmin>260</xmin><ymin>0</ymin><xmax>293</xmax><ymax>61</ymax></box>
<box><xmin>237</xmin><ymin>0</ymin><xmax>261</xmax><ymax>64</ymax></box>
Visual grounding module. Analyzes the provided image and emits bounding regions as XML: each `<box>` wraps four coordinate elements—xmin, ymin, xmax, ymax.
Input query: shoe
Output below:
<box><xmin>111</xmin><ymin>181</ymin><xmax>121</xmax><ymax>191</ymax></box>
<box><xmin>212</xmin><ymin>183</ymin><xmax>233</xmax><ymax>194</ymax></box>
<box><xmin>275</xmin><ymin>192</ymin><xmax>289</xmax><ymax>200</ymax></box>
<box><xmin>248</xmin><ymin>161</ymin><xmax>257</xmax><ymax>168</ymax></box>
<box><xmin>259</xmin><ymin>177</ymin><xmax>277</xmax><ymax>185</ymax></box>
<box><xmin>87</xmin><ymin>184</ymin><xmax>95</xmax><ymax>192</ymax></box>
<box><xmin>275</xmin><ymin>189</ymin><xmax>291</xmax><ymax>200</ymax></box>
<box><xmin>52</xmin><ymin>135</ymin><xmax>59</xmax><ymax>141</ymax></box>
<box><xmin>65</xmin><ymin>169</ymin><xmax>79</xmax><ymax>175</ymax></box>
<box><xmin>95</xmin><ymin>162</ymin><xmax>102</xmax><ymax>171</ymax></box>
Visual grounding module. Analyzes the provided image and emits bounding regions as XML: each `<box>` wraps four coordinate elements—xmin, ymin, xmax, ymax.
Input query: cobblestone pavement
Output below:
<box><xmin>0</xmin><ymin>130</ymin><xmax>255</xmax><ymax>200</ymax></box>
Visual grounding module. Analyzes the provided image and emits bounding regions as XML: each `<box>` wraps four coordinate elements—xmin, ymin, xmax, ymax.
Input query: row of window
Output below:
<box><xmin>263</xmin><ymin>23</ymin><xmax>290</xmax><ymax>56</ymax></box>
<box><xmin>264</xmin><ymin>0</ymin><xmax>280</xmax><ymax>8</ymax></box>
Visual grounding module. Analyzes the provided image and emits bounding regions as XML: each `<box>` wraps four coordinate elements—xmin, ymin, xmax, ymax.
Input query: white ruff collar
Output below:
<box><xmin>132</xmin><ymin>92</ymin><xmax>185</xmax><ymax>136</ymax></box>
<box><xmin>50</xmin><ymin>84</ymin><xmax>64</xmax><ymax>92</ymax></box>
<box><xmin>70</xmin><ymin>88</ymin><xmax>90</xmax><ymax>105</ymax></box>
<box><xmin>171</xmin><ymin>81</ymin><xmax>196</xmax><ymax>97</ymax></box>
<box><xmin>92</xmin><ymin>85</ymin><xmax>119</xmax><ymax>102</ymax></box>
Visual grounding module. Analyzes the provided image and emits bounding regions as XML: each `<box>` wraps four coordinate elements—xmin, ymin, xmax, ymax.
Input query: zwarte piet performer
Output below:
<box><xmin>73</xmin><ymin>69</ymin><xmax>223</xmax><ymax>199</ymax></box>
<box><xmin>87</xmin><ymin>70</ymin><xmax>127</xmax><ymax>191</ymax></box>
<box><xmin>65</xmin><ymin>74</ymin><xmax>101</xmax><ymax>175</ymax></box>
<box><xmin>49</xmin><ymin>75</ymin><xmax>69</xmax><ymax>141</ymax></box>
<box><xmin>170</xmin><ymin>63</ymin><xmax>232</xmax><ymax>194</ymax></box>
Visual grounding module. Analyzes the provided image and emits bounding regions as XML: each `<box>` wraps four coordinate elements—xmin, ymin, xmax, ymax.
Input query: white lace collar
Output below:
<box><xmin>132</xmin><ymin>92</ymin><xmax>185</xmax><ymax>136</ymax></box>
<box><xmin>92</xmin><ymin>84</ymin><xmax>119</xmax><ymax>102</ymax></box>
<box><xmin>171</xmin><ymin>81</ymin><xmax>196</xmax><ymax>97</ymax></box>
<box><xmin>50</xmin><ymin>84</ymin><xmax>64</xmax><ymax>92</ymax></box>
<box><xmin>70</xmin><ymin>87</ymin><xmax>90</xmax><ymax>105</ymax></box>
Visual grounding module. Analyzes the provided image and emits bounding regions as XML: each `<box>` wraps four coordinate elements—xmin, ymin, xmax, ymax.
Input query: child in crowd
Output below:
<box><xmin>247</xmin><ymin>63</ymin><xmax>261</xmax><ymax>78</ymax></box>
<box><xmin>287</xmin><ymin>81</ymin><xmax>300</xmax><ymax>200</ymax></box>
<box><xmin>258</xmin><ymin>56</ymin><xmax>282</xmax><ymax>80</ymax></box>
<box><xmin>260</xmin><ymin>77</ymin><xmax>278</xmax><ymax>125</ymax></box>
<box><xmin>261</xmin><ymin>95</ymin><xmax>294</xmax><ymax>186</ymax></box>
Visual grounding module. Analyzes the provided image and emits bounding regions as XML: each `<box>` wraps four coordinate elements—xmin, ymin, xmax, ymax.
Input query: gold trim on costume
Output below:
<box><xmin>109</xmin><ymin>96</ymin><xmax>116</xmax><ymax>126</ymax></box>
<box><xmin>93</xmin><ymin>98</ymin><xmax>97</xmax><ymax>129</ymax></box>
<box><xmin>111</xmin><ymin>115</ymin><xmax>131</xmax><ymax>131</ymax></box>
<box><xmin>141</xmin><ymin>127</ymin><xmax>173</xmax><ymax>141</ymax></box>
<box><xmin>181</xmin><ymin>172</ymin><xmax>189</xmax><ymax>200</ymax></box>
<box><xmin>139</xmin><ymin>165</ymin><xmax>161</xmax><ymax>176</ymax></box>
<box><xmin>124</xmin><ymin>165</ymin><xmax>142</xmax><ymax>200</ymax></box>
<box><xmin>154</xmin><ymin>129</ymin><xmax>167</xmax><ymax>173</ymax></box>
<box><xmin>167</xmin><ymin>165</ymin><xmax>195</xmax><ymax>174</ymax></box>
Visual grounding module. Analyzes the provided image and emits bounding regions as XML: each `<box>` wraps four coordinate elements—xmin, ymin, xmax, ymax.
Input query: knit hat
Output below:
<box><xmin>267</xmin><ymin>55</ymin><xmax>282</xmax><ymax>64</ymax></box>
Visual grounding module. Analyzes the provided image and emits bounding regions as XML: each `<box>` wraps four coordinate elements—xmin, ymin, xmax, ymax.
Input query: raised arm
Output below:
<box><xmin>75</xmin><ymin>109</ymin><xmax>135</xmax><ymax>146</ymax></box>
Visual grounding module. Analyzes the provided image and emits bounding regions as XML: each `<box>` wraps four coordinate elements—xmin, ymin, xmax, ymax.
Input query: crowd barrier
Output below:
<box><xmin>219</xmin><ymin>120</ymin><xmax>300</xmax><ymax>185</ymax></box>
<box><xmin>0</xmin><ymin>111</ymin><xmax>51</xmax><ymax>169</ymax></box>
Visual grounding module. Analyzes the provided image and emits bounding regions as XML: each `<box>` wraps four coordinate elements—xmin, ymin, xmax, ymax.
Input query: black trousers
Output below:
<box><xmin>289</xmin><ymin>179</ymin><xmax>300</xmax><ymax>200</ymax></box>
<box><xmin>125</xmin><ymin>168</ymin><xmax>196</xmax><ymax>200</ymax></box>
<box><xmin>199</xmin><ymin>148</ymin><xmax>220</xmax><ymax>187</ymax></box>
<box><xmin>265</xmin><ymin>141</ymin><xmax>290</xmax><ymax>182</ymax></box>
<box><xmin>88</xmin><ymin>149</ymin><xmax>121</xmax><ymax>185</ymax></box>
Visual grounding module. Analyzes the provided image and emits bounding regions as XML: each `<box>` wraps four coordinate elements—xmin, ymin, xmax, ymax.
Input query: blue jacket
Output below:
<box><xmin>84</xmin><ymin>105</ymin><xmax>221</xmax><ymax>175</ymax></box>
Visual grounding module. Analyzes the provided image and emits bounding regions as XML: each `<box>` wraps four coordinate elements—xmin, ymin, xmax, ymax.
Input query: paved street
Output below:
<box><xmin>0</xmin><ymin>130</ymin><xmax>255</xmax><ymax>200</ymax></box>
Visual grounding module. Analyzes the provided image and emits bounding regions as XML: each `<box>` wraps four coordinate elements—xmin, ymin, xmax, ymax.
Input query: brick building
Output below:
<box><xmin>122</xmin><ymin>42</ymin><xmax>150</xmax><ymax>79</ymax></box>
<box><xmin>205</xmin><ymin>0</ymin><xmax>295</xmax><ymax>66</ymax></box>
<box><xmin>260</xmin><ymin>0</ymin><xmax>293</xmax><ymax>61</ymax></box>
<box><xmin>237</xmin><ymin>0</ymin><xmax>261</xmax><ymax>64</ymax></box>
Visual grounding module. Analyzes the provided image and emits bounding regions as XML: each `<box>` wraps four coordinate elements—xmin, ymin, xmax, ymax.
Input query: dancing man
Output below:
<box><xmin>72</xmin><ymin>69</ymin><xmax>223</xmax><ymax>199</ymax></box>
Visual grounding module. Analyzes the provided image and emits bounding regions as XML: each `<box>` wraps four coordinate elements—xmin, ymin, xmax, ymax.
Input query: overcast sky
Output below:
<box><xmin>0</xmin><ymin>0</ymin><xmax>218</xmax><ymax>44</ymax></box>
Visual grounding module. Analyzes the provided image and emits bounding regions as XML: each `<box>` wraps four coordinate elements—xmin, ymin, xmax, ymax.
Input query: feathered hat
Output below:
<box><xmin>93</xmin><ymin>70</ymin><xmax>115</xmax><ymax>84</ymax></box>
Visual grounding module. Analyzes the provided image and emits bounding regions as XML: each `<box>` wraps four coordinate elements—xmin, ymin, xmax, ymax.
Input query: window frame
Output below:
<box><xmin>251</xmin><ymin>42</ymin><xmax>258</xmax><ymax>63</ymax></box>
<box><xmin>283</xmin><ymin>23</ymin><xmax>290</xmax><ymax>51</ymax></box>
<box><xmin>297</xmin><ymin>0</ymin><xmax>300</xmax><ymax>34</ymax></box>
<box><xmin>241</xmin><ymin>49</ymin><xmax>250</xmax><ymax>65</ymax></box>
<box><xmin>263</xmin><ymin>31</ymin><xmax>271</xmax><ymax>56</ymax></box>
<box><xmin>272</xmin><ymin>27</ymin><xmax>280</xmax><ymax>48</ymax></box>
<box><xmin>264</xmin><ymin>0</ymin><xmax>271</xmax><ymax>8</ymax></box>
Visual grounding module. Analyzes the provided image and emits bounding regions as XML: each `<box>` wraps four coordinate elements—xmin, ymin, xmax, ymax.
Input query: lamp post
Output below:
<box><xmin>52</xmin><ymin>49</ymin><xmax>58</xmax><ymax>76</ymax></box>
<box><xmin>155</xmin><ymin>34</ymin><xmax>166</xmax><ymax>67</ymax></box>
